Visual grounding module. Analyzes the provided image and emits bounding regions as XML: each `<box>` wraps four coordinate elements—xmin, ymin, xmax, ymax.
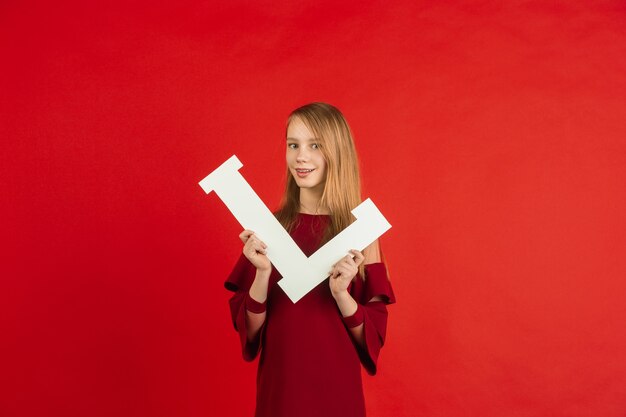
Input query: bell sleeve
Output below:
<box><xmin>224</xmin><ymin>254</ymin><xmax>265</xmax><ymax>362</ymax></box>
<box><xmin>344</xmin><ymin>262</ymin><xmax>396</xmax><ymax>375</ymax></box>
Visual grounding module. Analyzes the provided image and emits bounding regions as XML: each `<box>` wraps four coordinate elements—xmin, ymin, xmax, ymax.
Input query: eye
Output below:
<box><xmin>287</xmin><ymin>143</ymin><xmax>298</xmax><ymax>149</ymax></box>
<box><xmin>311</xmin><ymin>143</ymin><xmax>320</xmax><ymax>149</ymax></box>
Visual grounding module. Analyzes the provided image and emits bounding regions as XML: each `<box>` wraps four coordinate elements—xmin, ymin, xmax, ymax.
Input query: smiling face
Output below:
<box><xmin>286</xmin><ymin>116</ymin><xmax>327</xmax><ymax>194</ymax></box>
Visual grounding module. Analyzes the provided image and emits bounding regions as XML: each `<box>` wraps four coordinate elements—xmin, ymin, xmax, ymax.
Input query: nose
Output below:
<box><xmin>296</xmin><ymin>146</ymin><xmax>309</xmax><ymax>163</ymax></box>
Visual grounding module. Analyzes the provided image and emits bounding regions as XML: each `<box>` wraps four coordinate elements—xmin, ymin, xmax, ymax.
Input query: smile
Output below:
<box><xmin>295</xmin><ymin>168</ymin><xmax>315</xmax><ymax>178</ymax></box>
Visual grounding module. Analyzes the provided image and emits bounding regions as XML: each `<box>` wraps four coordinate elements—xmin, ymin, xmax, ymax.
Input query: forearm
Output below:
<box><xmin>333</xmin><ymin>290</ymin><xmax>366</xmax><ymax>348</ymax></box>
<box><xmin>245</xmin><ymin>268</ymin><xmax>271</xmax><ymax>341</ymax></box>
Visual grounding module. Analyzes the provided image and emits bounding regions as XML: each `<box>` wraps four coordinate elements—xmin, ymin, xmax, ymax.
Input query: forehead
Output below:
<box><xmin>286</xmin><ymin>117</ymin><xmax>317</xmax><ymax>141</ymax></box>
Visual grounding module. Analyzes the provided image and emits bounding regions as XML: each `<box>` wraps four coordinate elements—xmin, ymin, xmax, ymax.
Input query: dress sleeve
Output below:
<box><xmin>224</xmin><ymin>253</ymin><xmax>265</xmax><ymax>362</ymax></box>
<box><xmin>345</xmin><ymin>262</ymin><xmax>396</xmax><ymax>375</ymax></box>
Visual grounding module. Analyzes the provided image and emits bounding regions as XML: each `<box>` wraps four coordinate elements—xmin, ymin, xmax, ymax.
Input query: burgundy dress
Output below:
<box><xmin>225</xmin><ymin>213</ymin><xmax>396</xmax><ymax>417</ymax></box>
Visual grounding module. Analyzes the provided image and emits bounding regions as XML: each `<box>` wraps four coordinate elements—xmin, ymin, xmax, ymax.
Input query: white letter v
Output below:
<box><xmin>199</xmin><ymin>155</ymin><xmax>391</xmax><ymax>303</ymax></box>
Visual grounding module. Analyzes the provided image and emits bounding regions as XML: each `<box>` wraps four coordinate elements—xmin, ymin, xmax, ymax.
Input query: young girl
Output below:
<box><xmin>225</xmin><ymin>102</ymin><xmax>395</xmax><ymax>417</ymax></box>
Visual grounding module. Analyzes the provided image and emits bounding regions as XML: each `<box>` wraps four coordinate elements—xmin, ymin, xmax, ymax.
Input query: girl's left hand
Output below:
<box><xmin>329</xmin><ymin>249</ymin><xmax>365</xmax><ymax>297</ymax></box>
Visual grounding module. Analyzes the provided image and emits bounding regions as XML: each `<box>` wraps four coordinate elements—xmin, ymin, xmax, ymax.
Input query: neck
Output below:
<box><xmin>299</xmin><ymin>186</ymin><xmax>329</xmax><ymax>214</ymax></box>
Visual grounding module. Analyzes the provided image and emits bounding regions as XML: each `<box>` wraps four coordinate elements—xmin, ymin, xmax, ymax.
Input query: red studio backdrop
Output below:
<box><xmin>2</xmin><ymin>1</ymin><xmax>626</xmax><ymax>416</ymax></box>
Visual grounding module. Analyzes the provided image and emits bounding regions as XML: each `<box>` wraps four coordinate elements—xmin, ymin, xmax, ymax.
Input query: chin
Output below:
<box><xmin>292</xmin><ymin>176</ymin><xmax>320</xmax><ymax>189</ymax></box>
<box><xmin>295</xmin><ymin>179</ymin><xmax>315</xmax><ymax>188</ymax></box>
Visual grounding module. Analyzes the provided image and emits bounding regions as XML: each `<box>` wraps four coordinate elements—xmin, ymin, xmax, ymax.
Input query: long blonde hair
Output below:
<box><xmin>276</xmin><ymin>102</ymin><xmax>369</xmax><ymax>275</ymax></box>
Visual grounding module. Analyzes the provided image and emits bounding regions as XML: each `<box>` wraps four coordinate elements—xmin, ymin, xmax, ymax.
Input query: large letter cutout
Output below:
<box><xmin>199</xmin><ymin>155</ymin><xmax>391</xmax><ymax>303</ymax></box>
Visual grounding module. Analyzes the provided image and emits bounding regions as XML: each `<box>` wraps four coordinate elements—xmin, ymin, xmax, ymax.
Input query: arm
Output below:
<box><xmin>224</xmin><ymin>230</ymin><xmax>272</xmax><ymax>360</ymax></box>
<box><xmin>329</xmin><ymin>240</ymin><xmax>381</xmax><ymax>347</ymax></box>
<box><xmin>239</xmin><ymin>229</ymin><xmax>272</xmax><ymax>342</ymax></box>
<box><xmin>245</xmin><ymin>267</ymin><xmax>271</xmax><ymax>342</ymax></box>
<box><xmin>330</xmin><ymin>240</ymin><xmax>394</xmax><ymax>374</ymax></box>
<box><xmin>333</xmin><ymin>291</ymin><xmax>383</xmax><ymax>349</ymax></box>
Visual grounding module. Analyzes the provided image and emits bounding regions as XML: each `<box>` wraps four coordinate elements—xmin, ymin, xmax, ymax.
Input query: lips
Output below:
<box><xmin>295</xmin><ymin>168</ymin><xmax>315</xmax><ymax>178</ymax></box>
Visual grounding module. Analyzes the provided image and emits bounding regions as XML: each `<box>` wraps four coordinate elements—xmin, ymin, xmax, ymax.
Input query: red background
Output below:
<box><xmin>2</xmin><ymin>1</ymin><xmax>626</xmax><ymax>416</ymax></box>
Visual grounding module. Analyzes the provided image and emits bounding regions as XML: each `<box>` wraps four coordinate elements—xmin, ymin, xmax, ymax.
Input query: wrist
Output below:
<box><xmin>342</xmin><ymin>304</ymin><xmax>364</xmax><ymax>327</ymax></box>
<box><xmin>246</xmin><ymin>291</ymin><xmax>267</xmax><ymax>313</ymax></box>
<box><xmin>331</xmin><ymin>288</ymin><xmax>350</xmax><ymax>302</ymax></box>
<box><xmin>333</xmin><ymin>291</ymin><xmax>358</xmax><ymax>318</ymax></box>
<box><xmin>256</xmin><ymin>267</ymin><xmax>272</xmax><ymax>279</ymax></box>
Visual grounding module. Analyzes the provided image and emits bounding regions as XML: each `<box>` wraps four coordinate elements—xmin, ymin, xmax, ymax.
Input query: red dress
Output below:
<box><xmin>225</xmin><ymin>213</ymin><xmax>396</xmax><ymax>417</ymax></box>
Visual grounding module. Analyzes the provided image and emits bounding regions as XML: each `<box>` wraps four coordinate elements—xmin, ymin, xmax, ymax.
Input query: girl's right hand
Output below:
<box><xmin>239</xmin><ymin>230</ymin><xmax>271</xmax><ymax>272</ymax></box>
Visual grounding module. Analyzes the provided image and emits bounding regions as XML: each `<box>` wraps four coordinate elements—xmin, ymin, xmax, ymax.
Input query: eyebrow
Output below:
<box><xmin>286</xmin><ymin>137</ymin><xmax>319</xmax><ymax>142</ymax></box>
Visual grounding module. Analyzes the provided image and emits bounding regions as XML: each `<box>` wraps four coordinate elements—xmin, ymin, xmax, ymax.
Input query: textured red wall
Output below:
<box><xmin>2</xmin><ymin>1</ymin><xmax>626</xmax><ymax>416</ymax></box>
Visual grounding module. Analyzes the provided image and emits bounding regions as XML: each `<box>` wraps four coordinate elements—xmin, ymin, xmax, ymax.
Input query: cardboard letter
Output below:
<box><xmin>199</xmin><ymin>155</ymin><xmax>391</xmax><ymax>303</ymax></box>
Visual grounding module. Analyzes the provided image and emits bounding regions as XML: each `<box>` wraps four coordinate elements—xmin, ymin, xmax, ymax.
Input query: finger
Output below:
<box><xmin>243</xmin><ymin>245</ymin><xmax>255</xmax><ymax>257</ymax></box>
<box><xmin>351</xmin><ymin>250</ymin><xmax>365</xmax><ymax>266</ymax></box>
<box><xmin>335</xmin><ymin>266</ymin><xmax>347</xmax><ymax>278</ymax></box>
<box><xmin>335</xmin><ymin>258</ymin><xmax>351</xmax><ymax>269</ymax></box>
<box><xmin>342</xmin><ymin>265</ymin><xmax>355</xmax><ymax>276</ymax></box>
<box><xmin>244</xmin><ymin>238</ymin><xmax>256</xmax><ymax>250</ymax></box>
<box><xmin>329</xmin><ymin>264</ymin><xmax>339</xmax><ymax>277</ymax></box>
<box><xmin>341</xmin><ymin>254</ymin><xmax>356</xmax><ymax>268</ymax></box>
<box><xmin>249</xmin><ymin>234</ymin><xmax>267</xmax><ymax>249</ymax></box>
<box><xmin>338</xmin><ymin>264</ymin><xmax>356</xmax><ymax>279</ymax></box>
<box><xmin>251</xmin><ymin>240</ymin><xmax>267</xmax><ymax>255</ymax></box>
<box><xmin>248</xmin><ymin>236</ymin><xmax>257</xmax><ymax>246</ymax></box>
<box><xmin>239</xmin><ymin>230</ymin><xmax>255</xmax><ymax>243</ymax></box>
<box><xmin>255</xmin><ymin>241</ymin><xmax>268</xmax><ymax>252</ymax></box>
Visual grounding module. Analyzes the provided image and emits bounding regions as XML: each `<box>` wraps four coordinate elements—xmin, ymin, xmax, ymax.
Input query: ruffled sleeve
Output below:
<box><xmin>345</xmin><ymin>262</ymin><xmax>396</xmax><ymax>375</ymax></box>
<box><xmin>224</xmin><ymin>254</ymin><xmax>265</xmax><ymax>361</ymax></box>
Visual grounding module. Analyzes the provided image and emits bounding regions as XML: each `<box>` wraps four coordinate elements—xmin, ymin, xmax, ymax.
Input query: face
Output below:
<box><xmin>286</xmin><ymin>117</ymin><xmax>327</xmax><ymax>192</ymax></box>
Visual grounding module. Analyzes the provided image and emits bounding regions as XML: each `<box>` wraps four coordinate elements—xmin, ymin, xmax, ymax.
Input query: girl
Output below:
<box><xmin>225</xmin><ymin>102</ymin><xmax>395</xmax><ymax>417</ymax></box>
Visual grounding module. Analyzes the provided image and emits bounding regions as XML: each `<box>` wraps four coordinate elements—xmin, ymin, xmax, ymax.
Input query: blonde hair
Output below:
<box><xmin>276</xmin><ymin>103</ymin><xmax>361</xmax><ymax>239</ymax></box>
<box><xmin>276</xmin><ymin>102</ymin><xmax>370</xmax><ymax>276</ymax></box>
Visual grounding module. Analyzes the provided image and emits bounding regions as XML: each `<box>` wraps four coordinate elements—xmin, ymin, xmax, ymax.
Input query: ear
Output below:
<box><xmin>363</xmin><ymin>239</ymin><xmax>381</xmax><ymax>265</ymax></box>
